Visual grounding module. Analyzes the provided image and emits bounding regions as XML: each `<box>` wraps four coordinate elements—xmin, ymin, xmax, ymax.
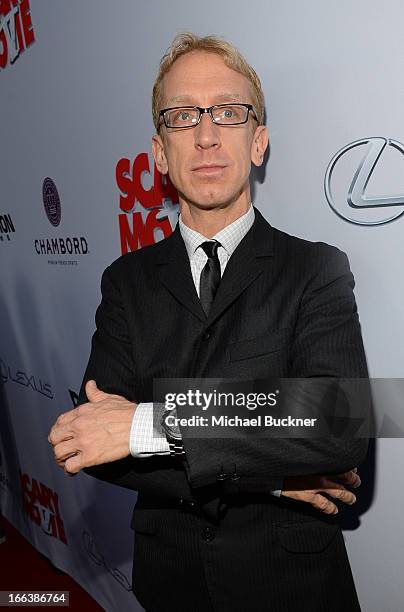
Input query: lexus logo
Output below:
<box><xmin>325</xmin><ymin>137</ymin><xmax>404</xmax><ymax>225</ymax></box>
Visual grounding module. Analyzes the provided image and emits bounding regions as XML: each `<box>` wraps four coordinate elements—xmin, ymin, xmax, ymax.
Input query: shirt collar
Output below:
<box><xmin>178</xmin><ymin>204</ymin><xmax>255</xmax><ymax>259</ymax></box>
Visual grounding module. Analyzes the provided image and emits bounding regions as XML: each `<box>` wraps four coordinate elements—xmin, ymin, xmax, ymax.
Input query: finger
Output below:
<box><xmin>322</xmin><ymin>485</ymin><xmax>356</xmax><ymax>505</ymax></box>
<box><xmin>53</xmin><ymin>440</ymin><xmax>78</xmax><ymax>463</ymax></box>
<box><xmin>48</xmin><ymin>425</ymin><xmax>75</xmax><ymax>447</ymax></box>
<box><xmin>48</xmin><ymin>409</ymin><xmax>80</xmax><ymax>443</ymax></box>
<box><xmin>281</xmin><ymin>490</ymin><xmax>338</xmax><ymax>515</ymax></box>
<box><xmin>85</xmin><ymin>380</ymin><xmax>125</xmax><ymax>403</ymax></box>
<box><xmin>85</xmin><ymin>380</ymin><xmax>110</xmax><ymax>403</ymax></box>
<box><xmin>351</xmin><ymin>474</ymin><xmax>361</xmax><ymax>488</ymax></box>
<box><xmin>334</xmin><ymin>470</ymin><xmax>361</xmax><ymax>488</ymax></box>
<box><xmin>85</xmin><ymin>379</ymin><xmax>99</xmax><ymax>400</ymax></box>
<box><xmin>311</xmin><ymin>493</ymin><xmax>338</xmax><ymax>515</ymax></box>
<box><xmin>56</xmin><ymin>454</ymin><xmax>76</xmax><ymax>469</ymax></box>
<box><xmin>64</xmin><ymin>454</ymin><xmax>82</xmax><ymax>475</ymax></box>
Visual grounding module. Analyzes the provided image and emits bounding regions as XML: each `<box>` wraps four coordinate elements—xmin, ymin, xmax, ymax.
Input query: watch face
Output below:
<box><xmin>161</xmin><ymin>410</ymin><xmax>182</xmax><ymax>440</ymax></box>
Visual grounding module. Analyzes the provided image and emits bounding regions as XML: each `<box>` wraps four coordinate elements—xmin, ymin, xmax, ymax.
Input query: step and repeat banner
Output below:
<box><xmin>1</xmin><ymin>1</ymin><xmax>403</xmax><ymax>610</ymax></box>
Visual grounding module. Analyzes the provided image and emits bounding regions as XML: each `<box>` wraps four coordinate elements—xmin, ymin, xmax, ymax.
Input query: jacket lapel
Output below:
<box><xmin>155</xmin><ymin>225</ymin><xmax>206</xmax><ymax>323</ymax></box>
<box><xmin>206</xmin><ymin>207</ymin><xmax>275</xmax><ymax>325</ymax></box>
<box><xmin>154</xmin><ymin>207</ymin><xmax>275</xmax><ymax>325</ymax></box>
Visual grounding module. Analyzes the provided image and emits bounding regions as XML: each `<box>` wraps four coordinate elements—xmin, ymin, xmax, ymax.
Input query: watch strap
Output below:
<box><xmin>167</xmin><ymin>437</ymin><xmax>186</xmax><ymax>458</ymax></box>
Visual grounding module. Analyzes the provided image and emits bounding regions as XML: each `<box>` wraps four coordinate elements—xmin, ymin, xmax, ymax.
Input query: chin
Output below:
<box><xmin>192</xmin><ymin>198</ymin><xmax>234</xmax><ymax>211</ymax></box>
<box><xmin>190</xmin><ymin>188</ymin><xmax>238</xmax><ymax>209</ymax></box>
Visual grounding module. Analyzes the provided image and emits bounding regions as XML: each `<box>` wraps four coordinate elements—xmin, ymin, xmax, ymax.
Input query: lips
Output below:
<box><xmin>192</xmin><ymin>165</ymin><xmax>227</xmax><ymax>173</ymax></box>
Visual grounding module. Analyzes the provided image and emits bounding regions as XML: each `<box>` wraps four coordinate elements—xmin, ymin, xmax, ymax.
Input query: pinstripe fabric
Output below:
<box><xmin>80</xmin><ymin>207</ymin><xmax>368</xmax><ymax>612</ymax></box>
<box><xmin>131</xmin><ymin>498</ymin><xmax>361</xmax><ymax>612</ymax></box>
<box><xmin>130</xmin><ymin>205</ymin><xmax>255</xmax><ymax>458</ymax></box>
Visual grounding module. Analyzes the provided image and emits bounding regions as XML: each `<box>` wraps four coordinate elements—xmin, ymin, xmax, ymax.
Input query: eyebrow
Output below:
<box><xmin>165</xmin><ymin>92</ymin><xmax>243</xmax><ymax>106</ymax></box>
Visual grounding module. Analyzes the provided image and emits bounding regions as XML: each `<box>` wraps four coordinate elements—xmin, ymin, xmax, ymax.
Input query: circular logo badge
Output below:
<box><xmin>324</xmin><ymin>137</ymin><xmax>404</xmax><ymax>226</ymax></box>
<box><xmin>42</xmin><ymin>177</ymin><xmax>61</xmax><ymax>227</ymax></box>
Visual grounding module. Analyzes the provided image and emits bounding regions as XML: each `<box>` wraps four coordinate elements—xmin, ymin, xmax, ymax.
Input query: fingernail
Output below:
<box><xmin>350</xmin><ymin>495</ymin><xmax>357</xmax><ymax>504</ymax></box>
<box><xmin>353</xmin><ymin>477</ymin><xmax>361</xmax><ymax>488</ymax></box>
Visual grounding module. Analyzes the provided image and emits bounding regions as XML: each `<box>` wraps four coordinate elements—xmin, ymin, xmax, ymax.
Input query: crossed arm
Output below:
<box><xmin>48</xmin><ymin>379</ymin><xmax>361</xmax><ymax>515</ymax></box>
<box><xmin>48</xmin><ymin>246</ymin><xmax>368</xmax><ymax>515</ymax></box>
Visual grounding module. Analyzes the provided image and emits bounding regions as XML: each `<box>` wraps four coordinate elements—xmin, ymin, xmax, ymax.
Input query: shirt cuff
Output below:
<box><xmin>130</xmin><ymin>402</ymin><xmax>170</xmax><ymax>458</ymax></box>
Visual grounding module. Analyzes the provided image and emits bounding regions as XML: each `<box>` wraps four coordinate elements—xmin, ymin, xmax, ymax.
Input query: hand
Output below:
<box><xmin>48</xmin><ymin>380</ymin><xmax>137</xmax><ymax>475</ymax></box>
<box><xmin>280</xmin><ymin>468</ymin><xmax>361</xmax><ymax>515</ymax></box>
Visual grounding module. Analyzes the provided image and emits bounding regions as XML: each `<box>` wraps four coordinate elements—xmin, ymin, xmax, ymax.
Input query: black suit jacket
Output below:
<box><xmin>79</xmin><ymin>208</ymin><xmax>369</xmax><ymax>612</ymax></box>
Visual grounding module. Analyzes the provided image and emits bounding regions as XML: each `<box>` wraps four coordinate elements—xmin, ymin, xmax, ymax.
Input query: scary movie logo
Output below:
<box><xmin>20</xmin><ymin>471</ymin><xmax>68</xmax><ymax>544</ymax></box>
<box><xmin>116</xmin><ymin>152</ymin><xmax>179</xmax><ymax>254</ymax></box>
<box><xmin>0</xmin><ymin>0</ymin><xmax>35</xmax><ymax>71</ymax></box>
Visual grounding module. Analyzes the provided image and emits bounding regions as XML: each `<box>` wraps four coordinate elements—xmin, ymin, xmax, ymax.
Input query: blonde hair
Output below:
<box><xmin>152</xmin><ymin>32</ymin><xmax>265</xmax><ymax>132</ymax></box>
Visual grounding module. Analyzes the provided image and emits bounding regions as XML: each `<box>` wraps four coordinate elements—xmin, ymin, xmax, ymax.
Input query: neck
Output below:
<box><xmin>179</xmin><ymin>197</ymin><xmax>251</xmax><ymax>238</ymax></box>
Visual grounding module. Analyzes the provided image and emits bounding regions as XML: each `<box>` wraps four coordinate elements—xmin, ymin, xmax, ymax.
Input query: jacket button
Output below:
<box><xmin>231</xmin><ymin>465</ymin><xmax>240</xmax><ymax>481</ymax></box>
<box><xmin>201</xmin><ymin>526</ymin><xmax>216</xmax><ymax>542</ymax></box>
<box><xmin>202</xmin><ymin>329</ymin><xmax>211</xmax><ymax>341</ymax></box>
<box><xmin>216</xmin><ymin>472</ymin><xmax>229</xmax><ymax>482</ymax></box>
<box><xmin>178</xmin><ymin>498</ymin><xmax>197</xmax><ymax>512</ymax></box>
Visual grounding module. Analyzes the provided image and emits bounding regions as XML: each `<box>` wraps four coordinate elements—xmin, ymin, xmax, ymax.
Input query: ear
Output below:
<box><xmin>152</xmin><ymin>133</ymin><xmax>169</xmax><ymax>175</ymax></box>
<box><xmin>250</xmin><ymin>125</ymin><xmax>269</xmax><ymax>167</ymax></box>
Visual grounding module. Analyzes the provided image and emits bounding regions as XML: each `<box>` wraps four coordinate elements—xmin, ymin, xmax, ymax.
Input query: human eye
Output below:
<box><xmin>177</xmin><ymin>110</ymin><xmax>192</xmax><ymax>121</ymax></box>
<box><xmin>168</xmin><ymin>108</ymin><xmax>197</xmax><ymax>126</ymax></box>
<box><xmin>214</xmin><ymin>105</ymin><xmax>244</xmax><ymax>123</ymax></box>
<box><xmin>215</xmin><ymin>106</ymin><xmax>234</xmax><ymax>120</ymax></box>
<box><xmin>223</xmin><ymin>107</ymin><xmax>234</xmax><ymax>118</ymax></box>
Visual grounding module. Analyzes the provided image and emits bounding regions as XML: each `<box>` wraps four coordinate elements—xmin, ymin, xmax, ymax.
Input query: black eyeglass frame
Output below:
<box><xmin>158</xmin><ymin>103</ymin><xmax>258</xmax><ymax>130</ymax></box>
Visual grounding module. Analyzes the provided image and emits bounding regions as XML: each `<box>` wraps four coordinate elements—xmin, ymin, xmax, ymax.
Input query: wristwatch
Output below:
<box><xmin>161</xmin><ymin>409</ymin><xmax>186</xmax><ymax>458</ymax></box>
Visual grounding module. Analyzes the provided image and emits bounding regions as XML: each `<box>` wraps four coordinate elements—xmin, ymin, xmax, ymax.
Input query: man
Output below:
<box><xmin>49</xmin><ymin>33</ymin><xmax>368</xmax><ymax>611</ymax></box>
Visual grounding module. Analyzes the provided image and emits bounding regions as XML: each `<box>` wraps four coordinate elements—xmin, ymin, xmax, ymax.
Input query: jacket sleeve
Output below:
<box><xmin>78</xmin><ymin>265</ymin><xmax>137</xmax><ymax>402</ymax></box>
<box><xmin>178</xmin><ymin>246</ymin><xmax>371</xmax><ymax>491</ymax></box>
<box><xmin>77</xmin><ymin>265</ymin><xmax>173</xmax><ymax>493</ymax></box>
<box><xmin>76</xmin><ymin>265</ymin><xmax>136</xmax><ymax>486</ymax></box>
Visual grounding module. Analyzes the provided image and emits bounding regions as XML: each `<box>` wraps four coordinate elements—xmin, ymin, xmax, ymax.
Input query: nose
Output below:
<box><xmin>194</xmin><ymin>111</ymin><xmax>221</xmax><ymax>150</ymax></box>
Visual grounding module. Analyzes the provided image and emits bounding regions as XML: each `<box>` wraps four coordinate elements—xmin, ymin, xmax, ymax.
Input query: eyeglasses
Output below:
<box><xmin>159</xmin><ymin>103</ymin><xmax>257</xmax><ymax>130</ymax></box>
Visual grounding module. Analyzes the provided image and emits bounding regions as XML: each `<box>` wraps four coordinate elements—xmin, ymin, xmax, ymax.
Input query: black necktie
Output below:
<box><xmin>199</xmin><ymin>241</ymin><xmax>221</xmax><ymax>316</ymax></box>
